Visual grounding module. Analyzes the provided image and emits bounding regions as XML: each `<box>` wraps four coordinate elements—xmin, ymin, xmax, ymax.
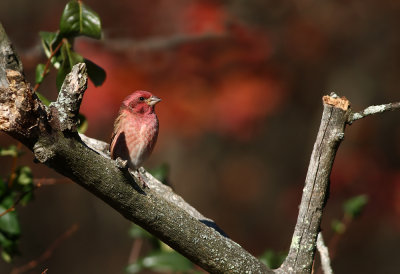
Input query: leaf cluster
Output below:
<box><xmin>36</xmin><ymin>0</ymin><xmax>105</xmax><ymax>91</ymax></box>
<box><xmin>35</xmin><ymin>0</ymin><xmax>106</xmax><ymax>134</ymax></box>
<box><xmin>0</xmin><ymin>146</ymin><xmax>34</xmax><ymax>262</ymax></box>
<box><xmin>126</xmin><ymin>225</ymin><xmax>197</xmax><ymax>273</ymax></box>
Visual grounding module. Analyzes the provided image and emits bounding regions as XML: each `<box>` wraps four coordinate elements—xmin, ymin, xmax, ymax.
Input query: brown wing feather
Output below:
<box><xmin>110</xmin><ymin>109</ymin><xmax>127</xmax><ymax>158</ymax></box>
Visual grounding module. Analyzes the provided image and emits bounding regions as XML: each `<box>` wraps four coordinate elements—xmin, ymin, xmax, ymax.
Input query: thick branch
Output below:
<box><xmin>0</xmin><ymin>23</ymin><xmax>270</xmax><ymax>274</ymax></box>
<box><xmin>277</xmin><ymin>94</ymin><xmax>350</xmax><ymax>273</ymax></box>
<box><xmin>79</xmin><ymin>133</ymin><xmax>225</xmax><ymax>231</ymax></box>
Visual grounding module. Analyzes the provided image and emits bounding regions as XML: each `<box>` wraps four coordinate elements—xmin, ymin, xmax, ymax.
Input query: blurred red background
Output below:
<box><xmin>1</xmin><ymin>0</ymin><xmax>400</xmax><ymax>273</ymax></box>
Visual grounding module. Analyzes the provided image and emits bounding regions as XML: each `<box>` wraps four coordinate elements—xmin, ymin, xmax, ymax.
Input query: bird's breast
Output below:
<box><xmin>122</xmin><ymin>113</ymin><xmax>159</xmax><ymax>168</ymax></box>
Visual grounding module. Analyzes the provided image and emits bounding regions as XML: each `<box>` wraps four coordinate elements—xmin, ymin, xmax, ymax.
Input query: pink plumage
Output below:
<box><xmin>110</xmin><ymin>91</ymin><xmax>161</xmax><ymax>170</ymax></box>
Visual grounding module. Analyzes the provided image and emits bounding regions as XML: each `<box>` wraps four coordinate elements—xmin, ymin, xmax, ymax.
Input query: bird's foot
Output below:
<box><xmin>115</xmin><ymin>157</ymin><xmax>128</xmax><ymax>169</ymax></box>
<box><xmin>129</xmin><ymin>168</ymin><xmax>149</xmax><ymax>189</ymax></box>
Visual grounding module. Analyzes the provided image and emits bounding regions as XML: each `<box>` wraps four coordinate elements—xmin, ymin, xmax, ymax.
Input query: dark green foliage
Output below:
<box><xmin>259</xmin><ymin>249</ymin><xmax>287</xmax><ymax>269</ymax></box>
<box><xmin>149</xmin><ymin>163</ymin><xmax>170</xmax><ymax>186</ymax></box>
<box><xmin>35</xmin><ymin>92</ymin><xmax>51</xmax><ymax>106</ymax></box>
<box><xmin>331</xmin><ymin>219</ymin><xmax>346</xmax><ymax>234</ymax></box>
<box><xmin>0</xmin><ymin>146</ymin><xmax>22</xmax><ymax>157</ymax></box>
<box><xmin>126</xmin><ymin>251</ymin><xmax>194</xmax><ymax>273</ymax></box>
<box><xmin>56</xmin><ymin>43</ymin><xmax>84</xmax><ymax>90</ymax></box>
<box><xmin>59</xmin><ymin>0</ymin><xmax>102</xmax><ymax>39</ymax></box>
<box><xmin>35</xmin><ymin>63</ymin><xmax>47</xmax><ymax>84</ymax></box>
<box><xmin>331</xmin><ymin>194</ymin><xmax>369</xmax><ymax>236</ymax></box>
<box><xmin>84</xmin><ymin>58</ymin><xmax>106</xmax><ymax>87</ymax></box>
<box><xmin>36</xmin><ymin>0</ymin><xmax>106</xmax><ymax>92</ymax></box>
<box><xmin>0</xmin><ymin>156</ymin><xmax>35</xmax><ymax>262</ymax></box>
<box><xmin>343</xmin><ymin>194</ymin><xmax>368</xmax><ymax>218</ymax></box>
<box><xmin>126</xmin><ymin>224</ymin><xmax>195</xmax><ymax>273</ymax></box>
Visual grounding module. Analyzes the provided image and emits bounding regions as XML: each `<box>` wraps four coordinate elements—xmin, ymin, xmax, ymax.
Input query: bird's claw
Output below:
<box><xmin>129</xmin><ymin>168</ymin><xmax>149</xmax><ymax>189</ymax></box>
<box><xmin>115</xmin><ymin>157</ymin><xmax>128</xmax><ymax>169</ymax></box>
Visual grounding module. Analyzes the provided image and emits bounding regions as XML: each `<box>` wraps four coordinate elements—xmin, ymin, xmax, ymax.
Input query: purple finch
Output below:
<box><xmin>110</xmin><ymin>91</ymin><xmax>161</xmax><ymax>175</ymax></box>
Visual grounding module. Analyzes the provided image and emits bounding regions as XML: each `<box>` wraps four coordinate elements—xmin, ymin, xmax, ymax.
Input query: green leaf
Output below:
<box><xmin>1</xmin><ymin>250</ymin><xmax>12</xmax><ymax>263</ymax></box>
<box><xmin>126</xmin><ymin>251</ymin><xmax>193</xmax><ymax>273</ymax></box>
<box><xmin>35</xmin><ymin>92</ymin><xmax>51</xmax><ymax>106</ymax></box>
<box><xmin>60</xmin><ymin>0</ymin><xmax>102</xmax><ymax>39</ymax></box>
<box><xmin>0</xmin><ymin>232</ymin><xmax>13</xmax><ymax>249</ymax></box>
<box><xmin>125</xmin><ymin>262</ymin><xmax>143</xmax><ymax>273</ymax></box>
<box><xmin>84</xmin><ymin>58</ymin><xmax>106</xmax><ymax>86</ymax></box>
<box><xmin>331</xmin><ymin>219</ymin><xmax>346</xmax><ymax>234</ymax></box>
<box><xmin>57</xmin><ymin>62</ymin><xmax>69</xmax><ymax>91</ymax></box>
<box><xmin>142</xmin><ymin>251</ymin><xmax>193</xmax><ymax>271</ymax></box>
<box><xmin>259</xmin><ymin>249</ymin><xmax>287</xmax><ymax>269</ymax></box>
<box><xmin>0</xmin><ymin>205</ymin><xmax>20</xmax><ymax>236</ymax></box>
<box><xmin>0</xmin><ymin>145</ymin><xmax>22</xmax><ymax>157</ymax></box>
<box><xmin>35</xmin><ymin>64</ymin><xmax>47</xmax><ymax>84</ymax></box>
<box><xmin>15</xmin><ymin>166</ymin><xmax>33</xmax><ymax>186</ymax></box>
<box><xmin>19</xmin><ymin>192</ymin><xmax>34</xmax><ymax>206</ymax></box>
<box><xmin>0</xmin><ymin>232</ymin><xmax>19</xmax><ymax>263</ymax></box>
<box><xmin>39</xmin><ymin>31</ymin><xmax>60</xmax><ymax>57</ymax></box>
<box><xmin>343</xmin><ymin>194</ymin><xmax>368</xmax><ymax>218</ymax></box>
<box><xmin>128</xmin><ymin>224</ymin><xmax>153</xmax><ymax>240</ymax></box>
<box><xmin>77</xmin><ymin>113</ymin><xmax>88</xmax><ymax>134</ymax></box>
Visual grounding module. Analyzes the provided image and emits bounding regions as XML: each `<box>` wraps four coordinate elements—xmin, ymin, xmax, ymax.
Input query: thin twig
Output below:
<box><xmin>348</xmin><ymin>102</ymin><xmax>400</xmax><ymax>123</ymax></box>
<box><xmin>128</xmin><ymin>238</ymin><xmax>143</xmax><ymax>264</ymax></box>
<box><xmin>10</xmin><ymin>224</ymin><xmax>79</xmax><ymax>274</ymax></box>
<box><xmin>0</xmin><ymin>189</ymin><xmax>34</xmax><ymax>218</ymax></box>
<box><xmin>327</xmin><ymin>214</ymin><xmax>352</xmax><ymax>260</ymax></box>
<box><xmin>33</xmin><ymin>178</ymin><xmax>72</xmax><ymax>187</ymax></box>
<box><xmin>0</xmin><ymin>205</ymin><xmax>15</xmax><ymax>217</ymax></box>
<box><xmin>0</xmin><ymin>178</ymin><xmax>70</xmax><ymax>218</ymax></box>
<box><xmin>32</xmin><ymin>39</ymin><xmax>65</xmax><ymax>92</ymax></box>
<box><xmin>317</xmin><ymin>232</ymin><xmax>333</xmax><ymax>274</ymax></box>
<box><xmin>7</xmin><ymin>142</ymin><xmax>22</xmax><ymax>188</ymax></box>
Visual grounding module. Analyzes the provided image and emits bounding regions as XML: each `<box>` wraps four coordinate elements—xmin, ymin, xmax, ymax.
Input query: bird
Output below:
<box><xmin>110</xmin><ymin>91</ymin><xmax>161</xmax><ymax>186</ymax></box>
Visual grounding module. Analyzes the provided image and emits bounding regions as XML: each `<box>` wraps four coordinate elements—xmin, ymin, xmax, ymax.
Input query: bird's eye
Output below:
<box><xmin>139</xmin><ymin>97</ymin><xmax>145</xmax><ymax>101</ymax></box>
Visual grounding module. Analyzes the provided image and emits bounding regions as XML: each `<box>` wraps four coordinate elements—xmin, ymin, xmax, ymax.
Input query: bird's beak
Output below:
<box><xmin>146</xmin><ymin>95</ymin><xmax>161</xmax><ymax>106</ymax></box>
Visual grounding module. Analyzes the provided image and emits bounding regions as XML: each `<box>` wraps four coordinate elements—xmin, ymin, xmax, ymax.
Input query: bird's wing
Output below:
<box><xmin>110</xmin><ymin>110</ymin><xmax>127</xmax><ymax>157</ymax></box>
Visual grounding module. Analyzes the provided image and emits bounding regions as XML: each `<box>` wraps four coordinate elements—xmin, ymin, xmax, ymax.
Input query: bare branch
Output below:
<box><xmin>104</xmin><ymin>32</ymin><xmax>226</xmax><ymax>53</ymax></box>
<box><xmin>277</xmin><ymin>95</ymin><xmax>350</xmax><ymax>273</ymax></box>
<box><xmin>348</xmin><ymin>102</ymin><xmax>400</xmax><ymax>123</ymax></box>
<box><xmin>317</xmin><ymin>232</ymin><xmax>333</xmax><ymax>274</ymax></box>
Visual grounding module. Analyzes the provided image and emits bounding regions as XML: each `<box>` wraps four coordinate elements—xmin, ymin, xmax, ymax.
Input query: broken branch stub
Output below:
<box><xmin>49</xmin><ymin>63</ymin><xmax>88</xmax><ymax>132</ymax></box>
<box><xmin>277</xmin><ymin>95</ymin><xmax>350</xmax><ymax>274</ymax></box>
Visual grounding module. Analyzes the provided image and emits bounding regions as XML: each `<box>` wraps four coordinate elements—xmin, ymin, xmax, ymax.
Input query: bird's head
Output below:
<box><xmin>123</xmin><ymin>90</ymin><xmax>161</xmax><ymax>114</ymax></box>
